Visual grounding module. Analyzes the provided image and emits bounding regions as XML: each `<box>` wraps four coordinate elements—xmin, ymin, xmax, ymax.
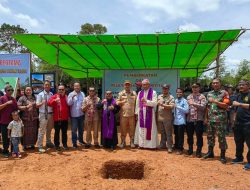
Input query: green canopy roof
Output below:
<box><xmin>14</xmin><ymin>29</ymin><xmax>245</xmax><ymax>78</ymax></box>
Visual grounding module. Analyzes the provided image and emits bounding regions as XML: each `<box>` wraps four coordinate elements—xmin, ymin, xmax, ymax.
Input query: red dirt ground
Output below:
<box><xmin>0</xmin><ymin>132</ymin><xmax>249</xmax><ymax>190</ymax></box>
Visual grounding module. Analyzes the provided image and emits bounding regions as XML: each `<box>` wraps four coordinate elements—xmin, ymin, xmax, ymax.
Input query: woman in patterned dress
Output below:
<box><xmin>17</xmin><ymin>86</ymin><xmax>38</xmax><ymax>150</ymax></box>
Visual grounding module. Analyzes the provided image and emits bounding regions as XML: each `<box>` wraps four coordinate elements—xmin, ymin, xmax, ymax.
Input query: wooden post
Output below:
<box><xmin>215</xmin><ymin>42</ymin><xmax>221</xmax><ymax>78</ymax></box>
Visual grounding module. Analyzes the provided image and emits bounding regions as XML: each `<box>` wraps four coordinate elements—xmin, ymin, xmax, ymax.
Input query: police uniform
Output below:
<box><xmin>117</xmin><ymin>89</ymin><xmax>137</xmax><ymax>147</ymax></box>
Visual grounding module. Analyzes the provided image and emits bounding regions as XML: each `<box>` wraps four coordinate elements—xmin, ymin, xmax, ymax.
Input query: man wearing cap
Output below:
<box><xmin>203</xmin><ymin>78</ymin><xmax>230</xmax><ymax>164</ymax></box>
<box><xmin>82</xmin><ymin>87</ymin><xmax>101</xmax><ymax>148</ymax></box>
<box><xmin>116</xmin><ymin>80</ymin><xmax>137</xmax><ymax>148</ymax></box>
<box><xmin>157</xmin><ymin>84</ymin><xmax>175</xmax><ymax>153</ymax></box>
<box><xmin>186</xmin><ymin>83</ymin><xmax>207</xmax><ymax>157</ymax></box>
<box><xmin>231</xmin><ymin>80</ymin><xmax>250</xmax><ymax>170</ymax></box>
<box><xmin>134</xmin><ymin>79</ymin><xmax>158</xmax><ymax>148</ymax></box>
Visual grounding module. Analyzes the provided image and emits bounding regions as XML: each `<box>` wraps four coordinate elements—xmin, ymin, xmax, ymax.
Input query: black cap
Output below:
<box><xmin>192</xmin><ymin>83</ymin><xmax>201</xmax><ymax>87</ymax></box>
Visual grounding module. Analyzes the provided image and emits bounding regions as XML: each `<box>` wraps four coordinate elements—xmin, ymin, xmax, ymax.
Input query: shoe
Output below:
<box><xmin>110</xmin><ymin>146</ymin><xmax>114</xmax><ymax>151</ymax></box>
<box><xmin>176</xmin><ymin>150</ymin><xmax>183</xmax><ymax>155</ymax></box>
<box><xmin>46</xmin><ymin>143</ymin><xmax>55</xmax><ymax>148</ymax></box>
<box><xmin>196</xmin><ymin>148</ymin><xmax>202</xmax><ymax>158</ymax></box>
<box><xmin>85</xmin><ymin>144</ymin><xmax>91</xmax><ymax>149</ymax></box>
<box><xmin>188</xmin><ymin>146</ymin><xmax>193</xmax><ymax>155</ymax></box>
<box><xmin>23</xmin><ymin>146</ymin><xmax>27</xmax><ymax>151</ymax></box>
<box><xmin>3</xmin><ymin>153</ymin><xmax>9</xmax><ymax>158</ymax></box>
<box><xmin>243</xmin><ymin>163</ymin><xmax>250</xmax><ymax>170</ymax></box>
<box><xmin>79</xmin><ymin>141</ymin><xmax>86</xmax><ymax>146</ymax></box>
<box><xmin>73</xmin><ymin>144</ymin><xmax>78</xmax><ymax>149</ymax></box>
<box><xmin>30</xmin><ymin>145</ymin><xmax>35</xmax><ymax>150</ymax></box>
<box><xmin>203</xmin><ymin>146</ymin><xmax>214</xmax><ymax>159</ymax></box>
<box><xmin>220</xmin><ymin>150</ymin><xmax>227</xmax><ymax>164</ymax></box>
<box><xmin>17</xmin><ymin>153</ymin><xmax>22</xmax><ymax>158</ymax></box>
<box><xmin>130</xmin><ymin>142</ymin><xmax>135</xmax><ymax>148</ymax></box>
<box><xmin>187</xmin><ymin>149</ymin><xmax>193</xmax><ymax>155</ymax></box>
<box><xmin>63</xmin><ymin>145</ymin><xmax>69</xmax><ymax>150</ymax></box>
<box><xmin>231</xmin><ymin>158</ymin><xmax>243</xmax><ymax>164</ymax></box>
<box><xmin>118</xmin><ymin>141</ymin><xmax>126</xmax><ymax>149</ymax></box>
<box><xmin>158</xmin><ymin>145</ymin><xmax>167</xmax><ymax>149</ymax></box>
<box><xmin>55</xmin><ymin>147</ymin><xmax>61</xmax><ymax>151</ymax></box>
<box><xmin>168</xmin><ymin>149</ymin><xmax>173</xmax><ymax>153</ymax></box>
<box><xmin>94</xmin><ymin>144</ymin><xmax>101</xmax><ymax>148</ymax></box>
<box><xmin>38</xmin><ymin>148</ymin><xmax>46</xmax><ymax>153</ymax></box>
<box><xmin>196</xmin><ymin>152</ymin><xmax>202</xmax><ymax>158</ymax></box>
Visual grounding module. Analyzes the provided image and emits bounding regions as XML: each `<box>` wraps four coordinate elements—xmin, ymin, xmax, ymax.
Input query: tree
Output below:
<box><xmin>235</xmin><ymin>59</ymin><xmax>250</xmax><ymax>82</ymax></box>
<box><xmin>79</xmin><ymin>23</ymin><xmax>107</xmax><ymax>35</ymax></box>
<box><xmin>0</xmin><ymin>23</ymin><xmax>28</xmax><ymax>53</ymax></box>
<box><xmin>215</xmin><ymin>56</ymin><xmax>226</xmax><ymax>78</ymax></box>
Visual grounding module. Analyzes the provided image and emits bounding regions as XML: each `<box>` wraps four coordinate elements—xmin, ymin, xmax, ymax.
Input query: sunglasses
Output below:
<box><xmin>7</xmin><ymin>89</ymin><xmax>14</xmax><ymax>92</ymax></box>
<box><xmin>58</xmin><ymin>89</ymin><xmax>65</xmax><ymax>91</ymax></box>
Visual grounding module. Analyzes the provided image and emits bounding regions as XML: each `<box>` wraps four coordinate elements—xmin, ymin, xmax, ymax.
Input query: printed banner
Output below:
<box><xmin>103</xmin><ymin>69</ymin><xmax>179</xmax><ymax>98</ymax></box>
<box><xmin>0</xmin><ymin>53</ymin><xmax>30</xmax><ymax>86</ymax></box>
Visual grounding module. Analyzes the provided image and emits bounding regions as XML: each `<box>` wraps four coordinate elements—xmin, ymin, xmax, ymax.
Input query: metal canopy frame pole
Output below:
<box><xmin>86</xmin><ymin>68</ymin><xmax>89</xmax><ymax>91</ymax></box>
<box><xmin>215</xmin><ymin>41</ymin><xmax>221</xmax><ymax>78</ymax></box>
<box><xmin>56</xmin><ymin>44</ymin><xmax>60</xmax><ymax>88</ymax></box>
<box><xmin>196</xmin><ymin>68</ymin><xmax>199</xmax><ymax>82</ymax></box>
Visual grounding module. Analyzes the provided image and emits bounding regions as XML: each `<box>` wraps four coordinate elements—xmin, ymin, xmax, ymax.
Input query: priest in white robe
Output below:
<box><xmin>134</xmin><ymin>79</ymin><xmax>159</xmax><ymax>148</ymax></box>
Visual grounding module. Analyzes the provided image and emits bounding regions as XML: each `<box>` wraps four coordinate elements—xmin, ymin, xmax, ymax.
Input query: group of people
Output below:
<box><xmin>0</xmin><ymin>78</ymin><xmax>249</xmax><ymax>170</ymax></box>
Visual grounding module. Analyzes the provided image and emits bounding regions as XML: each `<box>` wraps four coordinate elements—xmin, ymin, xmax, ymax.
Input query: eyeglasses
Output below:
<box><xmin>58</xmin><ymin>89</ymin><xmax>65</xmax><ymax>91</ymax></box>
<box><xmin>7</xmin><ymin>89</ymin><xmax>14</xmax><ymax>92</ymax></box>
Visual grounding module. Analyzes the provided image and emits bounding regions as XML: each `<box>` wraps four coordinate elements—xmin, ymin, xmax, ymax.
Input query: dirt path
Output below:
<box><xmin>0</xmin><ymin>134</ymin><xmax>249</xmax><ymax>190</ymax></box>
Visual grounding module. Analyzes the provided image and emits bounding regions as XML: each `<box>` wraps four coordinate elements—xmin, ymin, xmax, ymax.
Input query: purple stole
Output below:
<box><xmin>102</xmin><ymin>98</ymin><xmax>116</xmax><ymax>139</ymax></box>
<box><xmin>139</xmin><ymin>88</ymin><xmax>153</xmax><ymax>140</ymax></box>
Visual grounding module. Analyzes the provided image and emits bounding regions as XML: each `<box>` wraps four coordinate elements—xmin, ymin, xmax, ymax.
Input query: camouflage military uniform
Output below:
<box><xmin>207</xmin><ymin>90</ymin><xmax>229</xmax><ymax>150</ymax></box>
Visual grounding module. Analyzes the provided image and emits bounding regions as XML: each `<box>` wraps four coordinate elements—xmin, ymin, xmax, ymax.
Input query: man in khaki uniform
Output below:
<box><xmin>82</xmin><ymin>87</ymin><xmax>100</xmax><ymax>148</ymax></box>
<box><xmin>157</xmin><ymin>84</ymin><xmax>175</xmax><ymax>153</ymax></box>
<box><xmin>116</xmin><ymin>80</ymin><xmax>137</xmax><ymax>148</ymax></box>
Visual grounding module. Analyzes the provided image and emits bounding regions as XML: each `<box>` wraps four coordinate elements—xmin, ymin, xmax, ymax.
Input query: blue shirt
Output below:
<box><xmin>67</xmin><ymin>91</ymin><xmax>85</xmax><ymax>117</ymax></box>
<box><xmin>174</xmin><ymin>97</ymin><xmax>189</xmax><ymax>125</ymax></box>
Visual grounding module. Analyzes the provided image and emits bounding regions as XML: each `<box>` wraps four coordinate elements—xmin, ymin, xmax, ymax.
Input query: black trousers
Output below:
<box><xmin>234</xmin><ymin>123</ymin><xmax>250</xmax><ymax>163</ymax></box>
<box><xmin>0</xmin><ymin>124</ymin><xmax>9</xmax><ymax>154</ymax></box>
<box><xmin>186</xmin><ymin>121</ymin><xmax>204</xmax><ymax>150</ymax></box>
<box><xmin>54</xmin><ymin>120</ymin><xmax>68</xmax><ymax>147</ymax></box>
<box><xmin>174</xmin><ymin>125</ymin><xmax>185</xmax><ymax>151</ymax></box>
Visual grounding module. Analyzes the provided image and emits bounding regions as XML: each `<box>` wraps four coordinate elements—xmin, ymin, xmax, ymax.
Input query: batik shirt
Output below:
<box><xmin>187</xmin><ymin>93</ymin><xmax>207</xmax><ymax>122</ymax></box>
<box><xmin>7</xmin><ymin>120</ymin><xmax>24</xmax><ymax>137</ymax></box>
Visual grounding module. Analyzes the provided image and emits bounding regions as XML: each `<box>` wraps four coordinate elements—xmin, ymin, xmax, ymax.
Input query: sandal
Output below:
<box><xmin>17</xmin><ymin>153</ymin><xmax>22</xmax><ymax>158</ymax></box>
<box><xmin>12</xmin><ymin>153</ymin><xmax>17</xmax><ymax>158</ymax></box>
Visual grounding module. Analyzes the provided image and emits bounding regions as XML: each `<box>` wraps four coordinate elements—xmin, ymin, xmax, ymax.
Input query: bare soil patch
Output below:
<box><xmin>0</xmin><ymin>132</ymin><xmax>249</xmax><ymax>190</ymax></box>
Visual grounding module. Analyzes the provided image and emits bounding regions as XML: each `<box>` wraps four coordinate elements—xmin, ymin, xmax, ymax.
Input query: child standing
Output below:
<box><xmin>7</xmin><ymin>111</ymin><xmax>24</xmax><ymax>158</ymax></box>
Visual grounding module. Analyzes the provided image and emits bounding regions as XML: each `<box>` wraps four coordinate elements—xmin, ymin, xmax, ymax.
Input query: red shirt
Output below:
<box><xmin>0</xmin><ymin>95</ymin><xmax>18</xmax><ymax>125</ymax></box>
<box><xmin>48</xmin><ymin>94</ymin><xmax>69</xmax><ymax>121</ymax></box>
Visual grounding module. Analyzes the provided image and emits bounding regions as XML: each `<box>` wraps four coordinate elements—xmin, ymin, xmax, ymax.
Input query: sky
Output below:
<box><xmin>0</xmin><ymin>0</ymin><xmax>250</xmax><ymax>73</ymax></box>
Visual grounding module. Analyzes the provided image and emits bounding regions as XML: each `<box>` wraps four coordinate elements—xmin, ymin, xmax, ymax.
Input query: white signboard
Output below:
<box><xmin>103</xmin><ymin>69</ymin><xmax>179</xmax><ymax>98</ymax></box>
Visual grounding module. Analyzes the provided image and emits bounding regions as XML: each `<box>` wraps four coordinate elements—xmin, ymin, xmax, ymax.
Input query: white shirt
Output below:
<box><xmin>36</xmin><ymin>90</ymin><xmax>53</xmax><ymax>113</ymax></box>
